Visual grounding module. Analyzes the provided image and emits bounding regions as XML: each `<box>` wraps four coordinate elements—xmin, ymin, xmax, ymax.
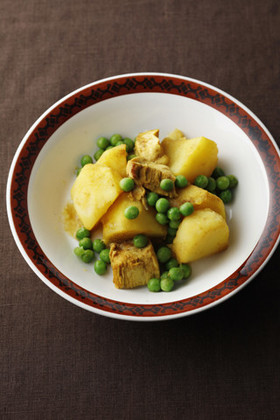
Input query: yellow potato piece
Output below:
<box><xmin>97</xmin><ymin>144</ymin><xmax>127</xmax><ymax>178</ymax></box>
<box><xmin>71</xmin><ymin>163</ymin><xmax>122</xmax><ymax>230</ymax></box>
<box><xmin>161</xmin><ymin>136</ymin><xmax>218</xmax><ymax>182</ymax></box>
<box><xmin>172</xmin><ymin>208</ymin><xmax>229</xmax><ymax>263</ymax></box>
<box><xmin>102</xmin><ymin>194</ymin><xmax>167</xmax><ymax>244</ymax></box>
<box><xmin>167</xmin><ymin>128</ymin><xmax>187</xmax><ymax>141</ymax></box>
<box><xmin>170</xmin><ymin>184</ymin><xmax>226</xmax><ymax>219</ymax></box>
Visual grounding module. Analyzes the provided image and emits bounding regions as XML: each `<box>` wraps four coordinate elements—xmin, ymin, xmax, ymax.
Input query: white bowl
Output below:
<box><xmin>6</xmin><ymin>73</ymin><xmax>280</xmax><ymax>321</ymax></box>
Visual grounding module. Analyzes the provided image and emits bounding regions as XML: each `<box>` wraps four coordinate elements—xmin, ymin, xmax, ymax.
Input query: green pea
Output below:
<box><xmin>219</xmin><ymin>189</ymin><xmax>232</xmax><ymax>204</ymax></box>
<box><xmin>160</xmin><ymin>277</ymin><xmax>174</xmax><ymax>292</ymax></box>
<box><xmin>76</xmin><ymin>227</ymin><xmax>91</xmax><ymax>240</ymax></box>
<box><xmin>155</xmin><ymin>213</ymin><xmax>169</xmax><ymax>225</ymax></box>
<box><xmin>206</xmin><ymin>177</ymin><xmax>216</xmax><ymax>193</ymax></box>
<box><xmin>74</xmin><ymin>246</ymin><xmax>85</xmax><ymax>258</ymax></box>
<box><xmin>160</xmin><ymin>271</ymin><xmax>169</xmax><ymax>280</ymax></box>
<box><xmin>124</xmin><ymin>206</ymin><xmax>139</xmax><ymax>219</ymax></box>
<box><xmin>119</xmin><ymin>177</ymin><xmax>135</xmax><ymax>192</ymax></box>
<box><xmin>167</xmin><ymin>207</ymin><xmax>181</xmax><ymax>221</ymax></box>
<box><xmin>157</xmin><ymin>246</ymin><xmax>172</xmax><ymax>263</ymax></box>
<box><xmin>227</xmin><ymin>175</ymin><xmax>238</xmax><ymax>189</ymax></box>
<box><xmin>133</xmin><ymin>234</ymin><xmax>148</xmax><ymax>248</ymax></box>
<box><xmin>94</xmin><ymin>259</ymin><xmax>107</xmax><ymax>275</ymax></box>
<box><xmin>146</xmin><ymin>192</ymin><xmax>159</xmax><ymax>207</ymax></box>
<box><xmin>100</xmin><ymin>248</ymin><xmax>110</xmax><ymax>264</ymax></box>
<box><xmin>97</xmin><ymin>136</ymin><xmax>110</xmax><ymax>149</ymax></box>
<box><xmin>175</xmin><ymin>175</ymin><xmax>188</xmax><ymax>188</ymax></box>
<box><xmin>155</xmin><ymin>198</ymin><xmax>170</xmax><ymax>213</ymax></box>
<box><xmin>93</xmin><ymin>239</ymin><xmax>106</xmax><ymax>253</ymax></box>
<box><xmin>167</xmin><ymin>226</ymin><xmax>177</xmax><ymax>237</ymax></box>
<box><xmin>81</xmin><ymin>249</ymin><xmax>95</xmax><ymax>263</ymax></box>
<box><xmin>168</xmin><ymin>267</ymin><xmax>184</xmax><ymax>282</ymax></box>
<box><xmin>147</xmin><ymin>278</ymin><xmax>161</xmax><ymax>292</ymax></box>
<box><xmin>160</xmin><ymin>178</ymin><xmax>174</xmax><ymax>192</ymax></box>
<box><xmin>179</xmin><ymin>202</ymin><xmax>194</xmax><ymax>217</ymax></box>
<box><xmin>212</xmin><ymin>167</ymin><xmax>225</xmax><ymax>179</ymax></box>
<box><xmin>216</xmin><ymin>176</ymin><xmax>230</xmax><ymax>190</ymax></box>
<box><xmin>106</xmin><ymin>145</ymin><xmax>114</xmax><ymax>150</ymax></box>
<box><xmin>81</xmin><ymin>154</ymin><xmax>93</xmax><ymax>167</ymax></box>
<box><xmin>194</xmin><ymin>175</ymin><xmax>209</xmax><ymax>189</ymax></box>
<box><xmin>169</xmin><ymin>219</ymin><xmax>181</xmax><ymax>229</ymax></box>
<box><xmin>179</xmin><ymin>263</ymin><xmax>192</xmax><ymax>279</ymax></box>
<box><xmin>110</xmin><ymin>134</ymin><xmax>122</xmax><ymax>146</ymax></box>
<box><xmin>123</xmin><ymin>137</ymin><xmax>134</xmax><ymax>153</ymax></box>
<box><xmin>166</xmin><ymin>258</ymin><xmax>179</xmax><ymax>270</ymax></box>
<box><xmin>79</xmin><ymin>237</ymin><xmax>93</xmax><ymax>250</ymax></box>
<box><xmin>115</xmin><ymin>140</ymin><xmax>124</xmax><ymax>146</ymax></box>
<box><xmin>127</xmin><ymin>154</ymin><xmax>137</xmax><ymax>161</ymax></box>
<box><xmin>94</xmin><ymin>149</ymin><xmax>104</xmax><ymax>161</ymax></box>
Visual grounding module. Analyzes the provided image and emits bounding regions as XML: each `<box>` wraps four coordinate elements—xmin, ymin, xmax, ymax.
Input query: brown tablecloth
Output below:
<box><xmin>1</xmin><ymin>0</ymin><xmax>280</xmax><ymax>419</ymax></box>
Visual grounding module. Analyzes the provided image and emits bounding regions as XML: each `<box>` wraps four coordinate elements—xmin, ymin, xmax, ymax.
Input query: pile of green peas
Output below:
<box><xmin>194</xmin><ymin>167</ymin><xmax>238</xmax><ymax>204</ymax></box>
<box><xmin>74</xmin><ymin>227</ymin><xmax>110</xmax><ymax>276</ymax></box>
<box><xmin>146</xmin><ymin>173</ymin><xmax>194</xmax><ymax>244</ymax></box>
<box><xmin>120</xmin><ymin>172</ymin><xmax>195</xmax><ymax>244</ymax></box>
<box><xmin>147</xmin><ymin>245</ymin><xmax>192</xmax><ymax>292</ymax></box>
<box><xmin>76</xmin><ymin>133</ymin><xmax>136</xmax><ymax>176</ymax></box>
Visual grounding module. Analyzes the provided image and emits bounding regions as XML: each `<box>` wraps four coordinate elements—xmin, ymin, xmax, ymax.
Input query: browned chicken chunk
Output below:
<box><xmin>128</xmin><ymin>185</ymin><xmax>148</xmax><ymax>210</ymax></box>
<box><xmin>135</xmin><ymin>129</ymin><xmax>169</xmax><ymax>165</ymax></box>
<box><xmin>127</xmin><ymin>157</ymin><xmax>177</xmax><ymax>198</ymax></box>
<box><xmin>109</xmin><ymin>240</ymin><xmax>160</xmax><ymax>289</ymax></box>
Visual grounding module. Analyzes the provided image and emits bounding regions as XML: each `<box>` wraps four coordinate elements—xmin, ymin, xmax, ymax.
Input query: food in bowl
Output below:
<box><xmin>65</xmin><ymin>128</ymin><xmax>238</xmax><ymax>292</ymax></box>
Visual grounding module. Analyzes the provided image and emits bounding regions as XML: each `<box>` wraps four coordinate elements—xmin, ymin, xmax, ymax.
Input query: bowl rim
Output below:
<box><xmin>6</xmin><ymin>72</ymin><xmax>280</xmax><ymax>321</ymax></box>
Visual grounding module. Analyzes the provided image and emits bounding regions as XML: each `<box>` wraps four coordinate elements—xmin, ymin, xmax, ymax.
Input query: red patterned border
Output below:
<box><xmin>9</xmin><ymin>74</ymin><xmax>280</xmax><ymax>318</ymax></box>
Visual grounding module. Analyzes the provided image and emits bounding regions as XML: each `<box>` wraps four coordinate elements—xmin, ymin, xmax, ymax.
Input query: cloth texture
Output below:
<box><xmin>1</xmin><ymin>0</ymin><xmax>280</xmax><ymax>419</ymax></box>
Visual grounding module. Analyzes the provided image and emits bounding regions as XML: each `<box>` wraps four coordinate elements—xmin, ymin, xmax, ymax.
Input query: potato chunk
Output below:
<box><xmin>71</xmin><ymin>163</ymin><xmax>122</xmax><ymax>230</ymax></box>
<box><xmin>167</xmin><ymin>128</ymin><xmax>187</xmax><ymax>141</ymax></box>
<box><xmin>110</xmin><ymin>240</ymin><xmax>160</xmax><ymax>289</ymax></box>
<box><xmin>170</xmin><ymin>185</ymin><xmax>226</xmax><ymax>219</ymax></box>
<box><xmin>102</xmin><ymin>194</ymin><xmax>166</xmax><ymax>244</ymax></box>
<box><xmin>161</xmin><ymin>136</ymin><xmax>218</xmax><ymax>182</ymax></box>
<box><xmin>97</xmin><ymin>144</ymin><xmax>127</xmax><ymax>178</ymax></box>
<box><xmin>172</xmin><ymin>208</ymin><xmax>229</xmax><ymax>263</ymax></box>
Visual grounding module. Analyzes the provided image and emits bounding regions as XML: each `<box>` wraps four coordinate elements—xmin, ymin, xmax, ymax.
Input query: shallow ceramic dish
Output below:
<box><xmin>6</xmin><ymin>73</ymin><xmax>280</xmax><ymax>321</ymax></box>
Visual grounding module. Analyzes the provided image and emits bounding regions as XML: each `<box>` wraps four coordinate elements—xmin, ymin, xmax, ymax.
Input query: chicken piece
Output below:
<box><xmin>135</xmin><ymin>129</ymin><xmax>168</xmax><ymax>165</ymax></box>
<box><xmin>109</xmin><ymin>240</ymin><xmax>160</xmax><ymax>289</ymax></box>
<box><xmin>127</xmin><ymin>157</ymin><xmax>177</xmax><ymax>198</ymax></box>
<box><xmin>128</xmin><ymin>185</ymin><xmax>146</xmax><ymax>202</ymax></box>
<box><xmin>128</xmin><ymin>185</ymin><xmax>148</xmax><ymax>210</ymax></box>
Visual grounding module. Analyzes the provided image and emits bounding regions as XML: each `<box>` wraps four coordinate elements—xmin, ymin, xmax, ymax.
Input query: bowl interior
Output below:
<box><xmin>27</xmin><ymin>92</ymin><xmax>269</xmax><ymax>305</ymax></box>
